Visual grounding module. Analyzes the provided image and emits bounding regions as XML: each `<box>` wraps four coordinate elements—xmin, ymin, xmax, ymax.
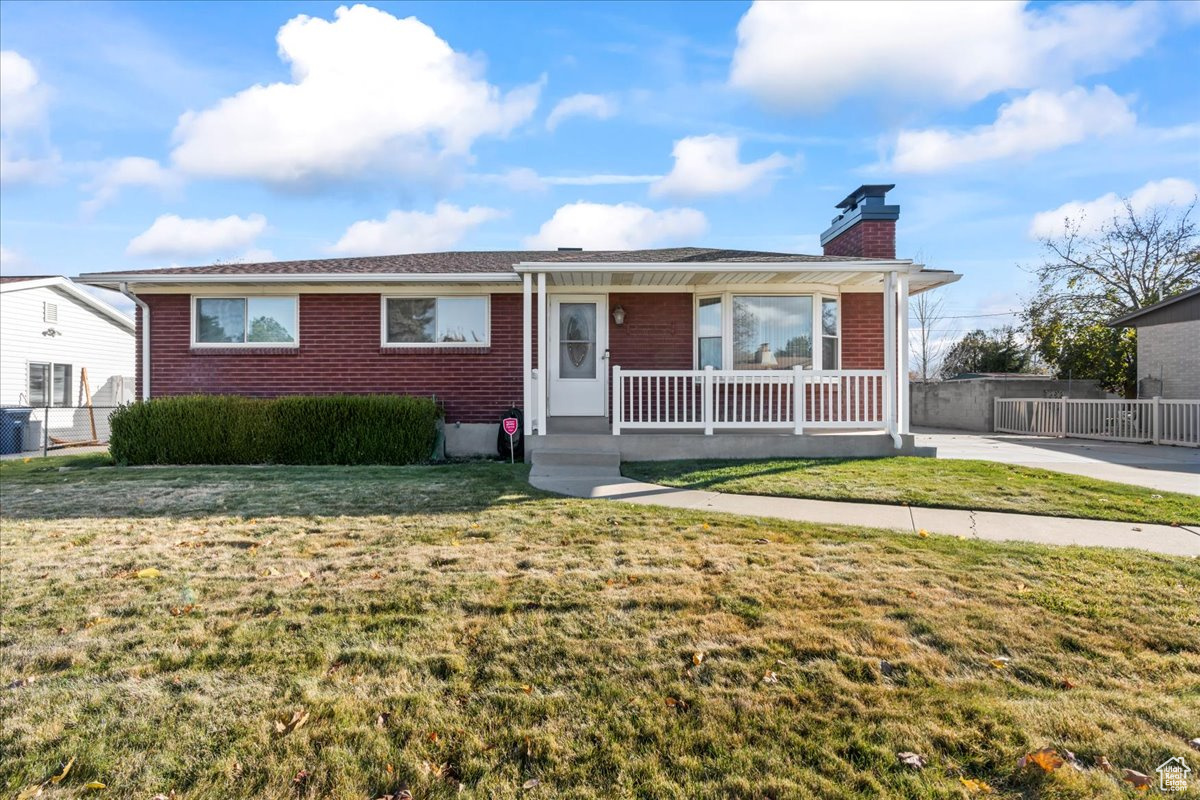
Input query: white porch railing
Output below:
<box><xmin>994</xmin><ymin>397</ymin><xmax>1200</xmax><ymax>447</ymax></box>
<box><xmin>612</xmin><ymin>366</ymin><xmax>888</xmax><ymax>434</ymax></box>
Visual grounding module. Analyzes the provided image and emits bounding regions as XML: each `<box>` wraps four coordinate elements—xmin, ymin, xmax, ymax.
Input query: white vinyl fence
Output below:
<box><xmin>994</xmin><ymin>397</ymin><xmax>1200</xmax><ymax>447</ymax></box>
<box><xmin>613</xmin><ymin>367</ymin><xmax>888</xmax><ymax>434</ymax></box>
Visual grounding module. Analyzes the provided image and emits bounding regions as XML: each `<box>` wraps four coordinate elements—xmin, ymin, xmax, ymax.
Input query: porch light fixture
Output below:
<box><xmin>611</xmin><ymin>305</ymin><xmax>626</xmax><ymax>326</ymax></box>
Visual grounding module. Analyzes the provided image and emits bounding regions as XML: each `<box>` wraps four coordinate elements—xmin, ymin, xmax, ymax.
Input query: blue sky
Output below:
<box><xmin>1</xmin><ymin>0</ymin><xmax>1198</xmax><ymax>336</ymax></box>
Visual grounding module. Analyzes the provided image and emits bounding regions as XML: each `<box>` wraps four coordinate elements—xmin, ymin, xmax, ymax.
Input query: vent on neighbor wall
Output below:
<box><xmin>43</xmin><ymin>302</ymin><xmax>58</xmax><ymax>323</ymax></box>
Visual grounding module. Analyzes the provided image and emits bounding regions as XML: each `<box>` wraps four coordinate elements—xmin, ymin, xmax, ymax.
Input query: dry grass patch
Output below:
<box><xmin>1</xmin><ymin>457</ymin><xmax>1198</xmax><ymax>799</ymax></box>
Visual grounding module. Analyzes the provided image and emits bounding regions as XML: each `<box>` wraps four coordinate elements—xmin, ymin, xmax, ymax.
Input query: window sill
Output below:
<box><xmin>379</xmin><ymin>346</ymin><xmax>491</xmax><ymax>355</ymax></box>
<box><xmin>189</xmin><ymin>347</ymin><xmax>301</xmax><ymax>356</ymax></box>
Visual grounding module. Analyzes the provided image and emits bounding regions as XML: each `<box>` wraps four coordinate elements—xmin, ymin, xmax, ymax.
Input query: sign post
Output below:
<box><xmin>502</xmin><ymin>417</ymin><xmax>519</xmax><ymax>463</ymax></box>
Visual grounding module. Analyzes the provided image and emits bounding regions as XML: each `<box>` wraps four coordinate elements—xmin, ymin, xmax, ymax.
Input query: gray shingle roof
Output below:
<box><xmin>80</xmin><ymin>247</ymin><xmax>877</xmax><ymax>278</ymax></box>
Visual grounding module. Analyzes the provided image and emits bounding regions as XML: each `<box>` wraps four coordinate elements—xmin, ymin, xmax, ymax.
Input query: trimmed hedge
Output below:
<box><xmin>109</xmin><ymin>395</ymin><xmax>441</xmax><ymax>466</ymax></box>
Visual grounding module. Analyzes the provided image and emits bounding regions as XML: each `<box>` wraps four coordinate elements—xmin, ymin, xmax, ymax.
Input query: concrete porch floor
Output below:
<box><xmin>529</xmin><ymin>418</ymin><xmax>925</xmax><ymax>462</ymax></box>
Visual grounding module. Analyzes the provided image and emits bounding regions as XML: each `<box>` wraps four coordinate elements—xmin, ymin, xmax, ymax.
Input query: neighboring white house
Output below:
<box><xmin>0</xmin><ymin>276</ymin><xmax>135</xmax><ymax>407</ymax></box>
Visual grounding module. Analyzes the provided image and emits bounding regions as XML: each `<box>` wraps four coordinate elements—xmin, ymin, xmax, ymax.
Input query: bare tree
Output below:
<box><xmin>910</xmin><ymin>288</ymin><xmax>949</xmax><ymax>382</ymax></box>
<box><xmin>1024</xmin><ymin>199</ymin><xmax>1198</xmax><ymax>394</ymax></box>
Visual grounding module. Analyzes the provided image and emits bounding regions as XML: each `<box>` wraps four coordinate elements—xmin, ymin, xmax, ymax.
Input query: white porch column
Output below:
<box><xmin>522</xmin><ymin>272</ymin><xmax>532</xmax><ymax>436</ymax></box>
<box><xmin>536</xmin><ymin>271</ymin><xmax>547</xmax><ymax>434</ymax></box>
<box><xmin>882</xmin><ymin>271</ymin><xmax>897</xmax><ymax>444</ymax></box>
<box><xmin>897</xmin><ymin>272</ymin><xmax>910</xmax><ymax>435</ymax></box>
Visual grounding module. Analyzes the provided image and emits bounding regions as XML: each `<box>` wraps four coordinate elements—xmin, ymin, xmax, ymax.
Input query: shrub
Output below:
<box><xmin>109</xmin><ymin>395</ymin><xmax>441</xmax><ymax>466</ymax></box>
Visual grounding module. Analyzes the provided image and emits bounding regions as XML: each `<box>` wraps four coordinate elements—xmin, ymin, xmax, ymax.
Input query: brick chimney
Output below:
<box><xmin>820</xmin><ymin>184</ymin><xmax>899</xmax><ymax>259</ymax></box>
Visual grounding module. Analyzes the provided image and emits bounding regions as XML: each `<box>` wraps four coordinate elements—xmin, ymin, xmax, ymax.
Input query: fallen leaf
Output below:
<box><xmin>274</xmin><ymin>708</ymin><xmax>310</xmax><ymax>735</ymax></box>
<box><xmin>1095</xmin><ymin>755</ymin><xmax>1114</xmax><ymax>773</ymax></box>
<box><xmin>959</xmin><ymin>776</ymin><xmax>993</xmax><ymax>793</ymax></box>
<box><xmin>761</xmin><ymin>670</ymin><xmax>779</xmax><ymax>684</ymax></box>
<box><xmin>521</xmin><ymin>684</ymin><xmax>533</xmax><ymax>695</ymax></box>
<box><xmin>136</xmin><ymin>568</ymin><xmax>161</xmax><ymax>579</ymax></box>
<box><xmin>1060</xmin><ymin>677</ymin><xmax>1077</xmax><ymax>689</ymax></box>
<box><xmin>522</xmin><ymin>778</ymin><xmax>540</xmax><ymax>790</ymax></box>
<box><xmin>664</xmin><ymin>697</ymin><xmax>688</xmax><ymax>710</ymax></box>
<box><xmin>989</xmin><ymin>657</ymin><xmax>1010</xmax><ymax>669</ymax></box>
<box><xmin>897</xmin><ymin>751</ymin><xmax>925</xmax><ymax>769</ymax></box>
<box><xmin>1021</xmin><ymin>748</ymin><xmax>1064</xmax><ymax>773</ymax></box>
<box><xmin>386</xmin><ymin>763</ymin><xmax>394</xmax><ymax>775</ymax></box>
<box><xmin>85</xmin><ymin>782</ymin><xmax>107</xmax><ymax>790</ymax></box>
<box><xmin>428</xmin><ymin>731</ymin><xmax>439</xmax><ymax>742</ymax></box>
<box><xmin>293</xmin><ymin>769</ymin><xmax>309</xmax><ymax>785</ymax></box>
<box><xmin>50</xmin><ymin>756</ymin><xmax>75</xmax><ymax>783</ymax></box>
<box><xmin>16</xmin><ymin>785</ymin><xmax>43</xmax><ymax>799</ymax></box>
<box><xmin>692</xmin><ymin>652</ymin><xmax>704</xmax><ymax>666</ymax></box>
<box><xmin>1123</xmin><ymin>769</ymin><xmax>1152</xmax><ymax>789</ymax></box>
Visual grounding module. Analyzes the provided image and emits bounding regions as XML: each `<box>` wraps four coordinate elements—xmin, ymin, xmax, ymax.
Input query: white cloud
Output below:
<box><xmin>0</xmin><ymin>50</ymin><xmax>59</xmax><ymax>185</ymax></box>
<box><xmin>891</xmin><ymin>86</ymin><xmax>1135</xmax><ymax>173</ymax></box>
<box><xmin>82</xmin><ymin>156</ymin><xmax>181</xmax><ymax>215</ymax></box>
<box><xmin>650</xmin><ymin>134</ymin><xmax>791</xmax><ymax>198</ymax></box>
<box><xmin>475</xmin><ymin>168</ymin><xmax>661</xmax><ymax>192</ymax></box>
<box><xmin>524</xmin><ymin>202</ymin><xmax>707</xmax><ymax>250</ymax></box>
<box><xmin>126</xmin><ymin>213</ymin><xmax>268</xmax><ymax>258</ymax></box>
<box><xmin>0</xmin><ymin>245</ymin><xmax>19</xmax><ymax>269</ymax></box>
<box><xmin>170</xmin><ymin>4</ymin><xmax>541</xmax><ymax>185</ymax></box>
<box><xmin>1028</xmin><ymin>178</ymin><xmax>1199</xmax><ymax>239</ymax></box>
<box><xmin>730</xmin><ymin>1</ymin><xmax>1162</xmax><ymax>110</ymax></box>
<box><xmin>330</xmin><ymin>203</ymin><xmax>504</xmax><ymax>256</ymax></box>
<box><xmin>545</xmin><ymin>93</ymin><xmax>616</xmax><ymax>132</ymax></box>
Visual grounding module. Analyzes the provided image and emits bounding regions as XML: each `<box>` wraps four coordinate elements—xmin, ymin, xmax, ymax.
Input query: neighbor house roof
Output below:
<box><xmin>1107</xmin><ymin>286</ymin><xmax>1200</xmax><ymax>327</ymax></box>
<box><xmin>0</xmin><ymin>275</ymin><xmax>135</xmax><ymax>331</ymax></box>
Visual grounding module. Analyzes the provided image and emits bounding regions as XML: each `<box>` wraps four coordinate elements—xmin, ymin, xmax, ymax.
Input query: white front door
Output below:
<box><xmin>549</xmin><ymin>295</ymin><xmax>607</xmax><ymax>416</ymax></box>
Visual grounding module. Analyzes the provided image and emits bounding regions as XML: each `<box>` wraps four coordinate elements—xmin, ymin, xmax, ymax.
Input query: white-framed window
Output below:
<box><xmin>821</xmin><ymin>297</ymin><xmax>840</xmax><ymax>370</ymax></box>
<box><xmin>695</xmin><ymin>292</ymin><xmax>841</xmax><ymax>370</ymax></box>
<box><xmin>381</xmin><ymin>296</ymin><xmax>490</xmax><ymax>347</ymax></box>
<box><xmin>28</xmin><ymin>362</ymin><xmax>72</xmax><ymax>406</ymax></box>
<box><xmin>192</xmin><ymin>296</ymin><xmax>299</xmax><ymax>347</ymax></box>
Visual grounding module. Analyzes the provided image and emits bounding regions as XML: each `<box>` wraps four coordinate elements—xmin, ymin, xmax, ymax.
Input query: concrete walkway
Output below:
<box><xmin>530</xmin><ymin>471</ymin><xmax>1200</xmax><ymax>558</ymax></box>
<box><xmin>916</xmin><ymin>428</ymin><xmax>1200</xmax><ymax>496</ymax></box>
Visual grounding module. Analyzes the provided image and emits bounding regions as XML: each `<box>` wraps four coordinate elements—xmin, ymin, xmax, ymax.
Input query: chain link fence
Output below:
<box><xmin>0</xmin><ymin>406</ymin><xmax>122</xmax><ymax>459</ymax></box>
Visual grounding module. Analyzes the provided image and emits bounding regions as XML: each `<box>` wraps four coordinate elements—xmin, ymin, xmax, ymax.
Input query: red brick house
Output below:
<box><xmin>80</xmin><ymin>185</ymin><xmax>959</xmax><ymax>458</ymax></box>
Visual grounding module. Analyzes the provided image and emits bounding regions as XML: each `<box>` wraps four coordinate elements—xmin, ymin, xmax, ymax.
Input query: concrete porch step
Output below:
<box><xmin>531</xmin><ymin>448</ymin><xmax>622</xmax><ymax>469</ymax></box>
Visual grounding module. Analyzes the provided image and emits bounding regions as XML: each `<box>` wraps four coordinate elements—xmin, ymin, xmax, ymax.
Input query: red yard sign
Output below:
<box><xmin>502</xmin><ymin>417</ymin><xmax>519</xmax><ymax>436</ymax></box>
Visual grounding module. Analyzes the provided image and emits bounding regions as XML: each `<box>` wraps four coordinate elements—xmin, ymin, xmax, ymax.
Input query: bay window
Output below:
<box><xmin>696</xmin><ymin>293</ymin><xmax>840</xmax><ymax>370</ymax></box>
<box><xmin>194</xmin><ymin>296</ymin><xmax>298</xmax><ymax>346</ymax></box>
<box><xmin>383</xmin><ymin>296</ymin><xmax>489</xmax><ymax>346</ymax></box>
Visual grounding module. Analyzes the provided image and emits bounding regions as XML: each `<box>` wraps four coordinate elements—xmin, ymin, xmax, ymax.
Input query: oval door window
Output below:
<box><xmin>559</xmin><ymin>303</ymin><xmax>596</xmax><ymax>379</ymax></box>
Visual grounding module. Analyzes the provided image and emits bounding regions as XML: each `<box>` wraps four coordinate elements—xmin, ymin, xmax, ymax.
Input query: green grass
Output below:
<box><xmin>2</xmin><ymin>455</ymin><xmax>1198</xmax><ymax>799</ymax></box>
<box><xmin>621</xmin><ymin>457</ymin><xmax>1200</xmax><ymax>525</ymax></box>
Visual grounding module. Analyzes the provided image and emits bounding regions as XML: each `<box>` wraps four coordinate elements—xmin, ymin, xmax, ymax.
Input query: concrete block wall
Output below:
<box><xmin>1137</xmin><ymin>319</ymin><xmax>1200</xmax><ymax>399</ymax></box>
<box><xmin>910</xmin><ymin>377</ymin><xmax>1108</xmax><ymax>432</ymax></box>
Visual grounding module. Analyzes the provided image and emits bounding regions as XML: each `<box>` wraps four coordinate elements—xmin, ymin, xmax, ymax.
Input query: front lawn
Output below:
<box><xmin>2</xmin><ymin>457</ymin><xmax>1198</xmax><ymax>799</ymax></box>
<box><xmin>622</xmin><ymin>456</ymin><xmax>1200</xmax><ymax>525</ymax></box>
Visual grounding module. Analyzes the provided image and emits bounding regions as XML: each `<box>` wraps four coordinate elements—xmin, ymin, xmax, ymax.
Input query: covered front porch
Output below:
<box><xmin>517</xmin><ymin>258</ymin><xmax>957</xmax><ymax>458</ymax></box>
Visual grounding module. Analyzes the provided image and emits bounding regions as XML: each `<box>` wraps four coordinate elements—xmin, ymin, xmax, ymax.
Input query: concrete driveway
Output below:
<box><xmin>915</xmin><ymin>428</ymin><xmax>1200</xmax><ymax>496</ymax></box>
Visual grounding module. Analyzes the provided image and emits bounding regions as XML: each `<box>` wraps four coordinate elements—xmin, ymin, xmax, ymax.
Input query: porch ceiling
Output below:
<box><xmin>541</xmin><ymin>268</ymin><xmax>959</xmax><ymax>292</ymax></box>
<box><xmin>549</xmin><ymin>269</ymin><xmax>888</xmax><ymax>287</ymax></box>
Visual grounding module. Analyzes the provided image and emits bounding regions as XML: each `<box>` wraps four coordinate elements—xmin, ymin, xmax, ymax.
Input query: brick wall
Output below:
<box><xmin>607</xmin><ymin>293</ymin><xmax>694</xmax><ymax>370</ymax></box>
<box><xmin>1137</xmin><ymin>319</ymin><xmax>1200</xmax><ymax>399</ymax></box>
<box><xmin>139</xmin><ymin>289</ymin><xmax>889</xmax><ymax>422</ymax></box>
<box><xmin>841</xmin><ymin>293</ymin><xmax>885</xmax><ymax>369</ymax></box>
<box><xmin>821</xmin><ymin>219</ymin><xmax>896</xmax><ymax>259</ymax></box>
<box><xmin>141</xmin><ymin>293</ymin><xmax>537</xmax><ymax>424</ymax></box>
